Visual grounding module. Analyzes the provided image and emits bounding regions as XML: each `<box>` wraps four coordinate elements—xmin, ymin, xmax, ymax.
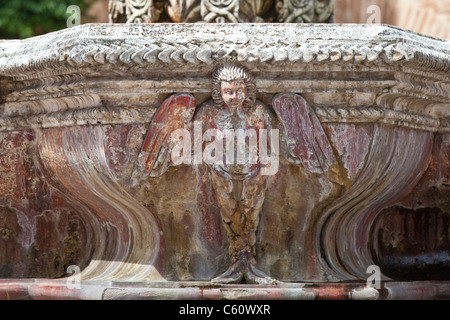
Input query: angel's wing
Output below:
<box><xmin>135</xmin><ymin>93</ymin><xmax>196</xmax><ymax>181</ymax></box>
<box><xmin>272</xmin><ymin>93</ymin><xmax>340</xmax><ymax>182</ymax></box>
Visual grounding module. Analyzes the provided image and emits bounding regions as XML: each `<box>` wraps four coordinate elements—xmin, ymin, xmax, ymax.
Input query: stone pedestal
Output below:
<box><xmin>0</xmin><ymin>23</ymin><xmax>448</xmax><ymax>299</ymax></box>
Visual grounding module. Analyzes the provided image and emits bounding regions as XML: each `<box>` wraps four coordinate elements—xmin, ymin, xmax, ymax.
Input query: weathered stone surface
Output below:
<box><xmin>0</xmin><ymin>131</ymin><xmax>91</xmax><ymax>279</ymax></box>
<box><xmin>372</xmin><ymin>132</ymin><xmax>450</xmax><ymax>281</ymax></box>
<box><xmin>0</xmin><ymin>23</ymin><xmax>448</xmax><ymax>297</ymax></box>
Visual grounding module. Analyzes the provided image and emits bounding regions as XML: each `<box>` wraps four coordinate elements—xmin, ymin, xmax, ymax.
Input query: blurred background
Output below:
<box><xmin>0</xmin><ymin>0</ymin><xmax>449</xmax><ymax>39</ymax></box>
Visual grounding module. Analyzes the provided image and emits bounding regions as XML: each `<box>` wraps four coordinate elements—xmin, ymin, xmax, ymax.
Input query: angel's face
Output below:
<box><xmin>220</xmin><ymin>80</ymin><xmax>247</xmax><ymax>112</ymax></box>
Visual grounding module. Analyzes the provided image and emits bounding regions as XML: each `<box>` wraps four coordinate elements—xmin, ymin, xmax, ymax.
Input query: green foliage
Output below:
<box><xmin>0</xmin><ymin>0</ymin><xmax>92</xmax><ymax>39</ymax></box>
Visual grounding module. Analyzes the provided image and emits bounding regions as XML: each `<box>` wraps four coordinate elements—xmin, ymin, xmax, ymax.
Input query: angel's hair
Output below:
<box><xmin>211</xmin><ymin>64</ymin><xmax>256</xmax><ymax>108</ymax></box>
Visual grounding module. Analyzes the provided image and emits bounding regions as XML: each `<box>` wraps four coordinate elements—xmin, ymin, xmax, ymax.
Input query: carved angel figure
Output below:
<box><xmin>133</xmin><ymin>64</ymin><xmax>339</xmax><ymax>284</ymax></box>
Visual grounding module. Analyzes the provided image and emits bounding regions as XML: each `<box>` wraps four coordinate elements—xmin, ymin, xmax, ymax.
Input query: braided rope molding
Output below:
<box><xmin>0</xmin><ymin>104</ymin><xmax>155</xmax><ymax>131</ymax></box>
<box><xmin>313</xmin><ymin>105</ymin><xmax>448</xmax><ymax>132</ymax></box>
<box><xmin>5</xmin><ymin>40</ymin><xmax>447</xmax><ymax>83</ymax></box>
<box><xmin>0</xmin><ymin>94</ymin><xmax>101</xmax><ymax>118</ymax></box>
<box><xmin>1</xmin><ymin>24</ymin><xmax>449</xmax><ymax>80</ymax></box>
<box><xmin>61</xmin><ymin>41</ymin><xmax>416</xmax><ymax>67</ymax></box>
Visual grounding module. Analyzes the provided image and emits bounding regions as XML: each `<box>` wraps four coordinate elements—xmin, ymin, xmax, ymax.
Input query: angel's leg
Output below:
<box><xmin>240</xmin><ymin>174</ymin><xmax>278</xmax><ymax>284</ymax></box>
<box><xmin>208</xmin><ymin>168</ymin><xmax>246</xmax><ymax>283</ymax></box>
<box><xmin>209</xmin><ymin>167</ymin><xmax>278</xmax><ymax>284</ymax></box>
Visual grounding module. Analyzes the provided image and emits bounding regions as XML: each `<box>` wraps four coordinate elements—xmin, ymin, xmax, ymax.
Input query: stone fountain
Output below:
<box><xmin>0</xmin><ymin>0</ymin><xmax>448</xmax><ymax>300</ymax></box>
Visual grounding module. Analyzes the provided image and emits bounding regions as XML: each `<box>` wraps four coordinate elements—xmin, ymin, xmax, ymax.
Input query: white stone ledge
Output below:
<box><xmin>0</xmin><ymin>23</ymin><xmax>449</xmax><ymax>78</ymax></box>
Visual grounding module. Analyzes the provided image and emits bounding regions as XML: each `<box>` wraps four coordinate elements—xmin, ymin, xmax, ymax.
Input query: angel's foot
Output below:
<box><xmin>244</xmin><ymin>263</ymin><xmax>280</xmax><ymax>285</ymax></box>
<box><xmin>212</xmin><ymin>252</ymin><xmax>280</xmax><ymax>285</ymax></box>
<box><xmin>211</xmin><ymin>260</ymin><xmax>244</xmax><ymax>284</ymax></box>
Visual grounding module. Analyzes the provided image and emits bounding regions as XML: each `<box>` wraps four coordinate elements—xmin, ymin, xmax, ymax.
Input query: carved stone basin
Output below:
<box><xmin>0</xmin><ymin>23</ymin><xmax>448</xmax><ymax>299</ymax></box>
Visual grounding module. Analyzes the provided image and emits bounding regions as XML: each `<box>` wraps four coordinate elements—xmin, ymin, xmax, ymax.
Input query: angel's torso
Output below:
<box><xmin>197</xmin><ymin>101</ymin><xmax>272</xmax><ymax>176</ymax></box>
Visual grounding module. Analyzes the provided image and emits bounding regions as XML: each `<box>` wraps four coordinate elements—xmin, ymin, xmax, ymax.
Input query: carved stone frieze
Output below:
<box><xmin>0</xmin><ymin>24</ymin><xmax>449</xmax><ymax>291</ymax></box>
<box><xmin>108</xmin><ymin>0</ymin><xmax>332</xmax><ymax>23</ymax></box>
<box><xmin>199</xmin><ymin>0</ymin><xmax>274</xmax><ymax>22</ymax></box>
<box><xmin>201</xmin><ymin>0</ymin><xmax>240</xmax><ymax>22</ymax></box>
<box><xmin>165</xmin><ymin>0</ymin><xmax>201</xmax><ymax>22</ymax></box>
<box><xmin>276</xmin><ymin>0</ymin><xmax>334</xmax><ymax>23</ymax></box>
<box><xmin>239</xmin><ymin>0</ymin><xmax>274</xmax><ymax>22</ymax></box>
<box><xmin>109</xmin><ymin>0</ymin><xmax>164</xmax><ymax>23</ymax></box>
